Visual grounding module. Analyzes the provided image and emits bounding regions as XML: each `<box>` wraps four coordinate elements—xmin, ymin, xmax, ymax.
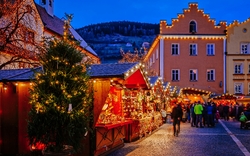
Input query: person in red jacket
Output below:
<box><xmin>172</xmin><ymin>102</ymin><xmax>183</xmax><ymax>137</ymax></box>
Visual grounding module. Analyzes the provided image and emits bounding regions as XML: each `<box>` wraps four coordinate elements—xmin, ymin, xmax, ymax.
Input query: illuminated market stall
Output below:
<box><xmin>209</xmin><ymin>93</ymin><xmax>236</xmax><ymax>105</ymax></box>
<box><xmin>179</xmin><ymin>87</ymin><xmax>212</xmax><ymax>104</ymax></box>
<box><xmin>89</xmin><ymin>62</ymin><xmax>151</xmax><ymax>155</ymax></box>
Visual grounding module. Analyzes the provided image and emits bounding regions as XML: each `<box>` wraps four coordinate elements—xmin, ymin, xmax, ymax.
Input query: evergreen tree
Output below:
<box><xmin>27</xmin><ymin>14</ymin><xmax>93</xmax><ymax>154</ymax></box>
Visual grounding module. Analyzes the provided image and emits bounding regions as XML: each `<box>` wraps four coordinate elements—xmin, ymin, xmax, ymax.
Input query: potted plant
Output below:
<box><xmin>27</xmin><ymin>15</ymin><xmax>93</xmax><ymax>155</ymax></box>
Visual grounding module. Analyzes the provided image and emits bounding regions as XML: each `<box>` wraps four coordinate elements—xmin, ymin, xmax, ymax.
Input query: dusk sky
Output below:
<box><xmin>35</xmin><ymin>0</ymin><xmax>250</xmax><ymax>29</ymax></box>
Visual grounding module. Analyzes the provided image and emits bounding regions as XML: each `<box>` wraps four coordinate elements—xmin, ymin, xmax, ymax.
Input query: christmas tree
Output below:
<box><xmin>27</xmin><ymin>14</ymin><xmax>93</xmax><ymax>154</ymax></box>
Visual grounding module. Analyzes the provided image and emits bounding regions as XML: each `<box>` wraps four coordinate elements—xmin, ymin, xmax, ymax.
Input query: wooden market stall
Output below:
<box><xmin>89</xmin><ymin>62</ymin><xmax>151</xmax><ymax>155</ymax></box>
<box><xmin>0</xmin><ymin>67</ymin><xmax>41</xmax><ymax>155</ymax></box>
<box><xmin>209</xmin><ymin>93</ymin><xmax>236</xmax><ymax>105</ymax></box>
<box><xmin>179</xmin><ymin>87</ymin><xmax>212</xmax><ymax>104</ymax></box>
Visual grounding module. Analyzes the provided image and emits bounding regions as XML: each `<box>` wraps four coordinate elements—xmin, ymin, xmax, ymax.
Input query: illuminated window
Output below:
<box><xmin>234</xmin><ymin>63</ymin><xmax>243</xmax><ymax>74</ymax></box>
<box><xmin>171</xmin><ymin>43</ymin><xmax>179</xmax><ymax>55</ymax></box>
<box><xmin>189</xmin><ymin>21</ymin><xmax>196</xmax><ymax>33</ymax></box>
<box><xmin>234</xmin><ymin>83</ymin><xmax>243</xmax><ymax>94</ymax></box>
<box><xmin>241</xmin><ymin>43</ymin><xmax>250</xmax><ymax>54</ymax></box>
<box><xmin>207</xmin><ymin>44</ymin><xmax>215</xmax><ymax>55</ymax></box>
<box><xmin>207</xmin><ymin>69</ymin><xmax>215</xmax><ymax>81</ymax></box>
<box><xmin>171</xmin><ymin>69</ymin><xmax>180</xmax><ymax>81</ymax></box>
<box><xmin>190</xmin><ymin>69</ymin><xmax>198</xmax><ymax>81</ymax></box>
<box><xmin>189</xmin><ymin>44</ymin><xmax>197</xmax><ymax>56</ymax></box>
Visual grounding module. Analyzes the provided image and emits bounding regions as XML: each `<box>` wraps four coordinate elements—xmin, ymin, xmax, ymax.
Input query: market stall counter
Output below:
<box><xmin>95</xmin><ymin>120</ymin><xmax>132</xmax><ymax>156</ymax></box>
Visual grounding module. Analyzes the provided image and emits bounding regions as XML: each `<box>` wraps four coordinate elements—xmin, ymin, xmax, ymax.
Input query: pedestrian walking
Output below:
<box><xmin>171</xmin><ymin>102</ymin><xmax>183</xmax><ymax>137</ymax></box>
<box><xmin>194</xmin><ymin>101</ymin><xmax>204</xmax><ymax>128</ymax></box>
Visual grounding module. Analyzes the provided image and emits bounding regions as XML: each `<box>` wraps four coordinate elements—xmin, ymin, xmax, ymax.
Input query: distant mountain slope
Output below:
<box><xmin>76</xmin><ymin>21</ymin><xmax>159</xmax><ymax>40</ymax></box>
<box><xmin>76</xmin><ymin>21</ymin><xmax>159</xmax><ymax>63</ymax></box>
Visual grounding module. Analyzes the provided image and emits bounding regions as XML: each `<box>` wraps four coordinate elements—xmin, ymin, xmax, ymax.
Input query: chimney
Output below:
<box><xmin>39</xmin><ymin>0</ymin><xmax>54</xmax><ymax>17</ymax></box>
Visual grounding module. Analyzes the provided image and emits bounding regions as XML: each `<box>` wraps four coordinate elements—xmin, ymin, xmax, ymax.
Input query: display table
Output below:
<box><xmin>94</xmin><ymin>120</ymin><xmax>132</xmax><ymax>156</ymax></box>
<box><xmin>124</xmin><ymin>119</ymin><xmax>140</xmax><ymax>142</ymax></box>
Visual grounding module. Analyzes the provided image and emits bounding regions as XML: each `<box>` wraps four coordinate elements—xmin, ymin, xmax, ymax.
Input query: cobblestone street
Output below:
<box><xmin>108</xmin><ymin>119</ymin><xmax>250</xmax><ymax>156</ymax></box>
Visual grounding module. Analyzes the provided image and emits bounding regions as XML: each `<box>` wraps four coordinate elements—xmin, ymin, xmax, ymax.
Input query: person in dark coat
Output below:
<box><xmin>206</xmin><ymin>102</ymin><xmax>214</xmax><ymax>127</ymax></box>
<box><xmin>172</xmin><ymin>103</ymin><xmax>183</xmax><ymax>137</ymax></box>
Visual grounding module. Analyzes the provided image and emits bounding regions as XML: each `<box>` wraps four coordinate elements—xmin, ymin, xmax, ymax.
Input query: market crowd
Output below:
<box><xmin>161</xmin><ymin>101</ymin><xmax>250</xmax><ymax>133</ymax></box>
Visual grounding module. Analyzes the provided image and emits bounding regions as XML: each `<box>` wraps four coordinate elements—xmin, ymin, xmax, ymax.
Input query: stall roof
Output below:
<box><xmin>163</xmin><ymin>82</ymin><xmax>171</xmax><ymax>91</ymax></box>
<box><xmin>149</xmin><ymin>76</ymin><xmax>158</xmax><ymax>86</ymax></box>
<box><xmin>89</xmin><ymin>63</ymin><xmax>150</xmax><ymax>89</ymax></box>
<box><xmin>0</xmin><ymin>67</ymin><xmax>42</xmax><ymax>81</ymax></box>
<box><xmin>89</xmin><ymin>63</ymin><xmax>137</xmax><ymax>78</ymax></box>
<box><xmin>209</xmin><ymin>93</ymin><xmax>236</xmax><ymax>100</ymax></box>
<box><xmin>181</xmin><ymin>87</ymin><xmax>211</xmax><ymax>95</ymax></box>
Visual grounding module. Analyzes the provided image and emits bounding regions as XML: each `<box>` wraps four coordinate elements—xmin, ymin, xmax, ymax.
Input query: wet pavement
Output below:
<box><xmin>108</xmin><ymin>119</ymin><xmax>250</xmax><ymax>156</ymax></box>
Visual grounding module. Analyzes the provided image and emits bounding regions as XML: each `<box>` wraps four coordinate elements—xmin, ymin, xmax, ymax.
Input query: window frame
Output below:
<box><xmin>207</xmin><ymin>69</ymin><xmax>215</xmax><ymax>81</ymax></box>
<box><xmin>171</xmin><ymin>69</ymin><xmax>180</xmax><ymax>81</ymax></box>
<box><xmin>207</xmin><ymin>43</ymin><xmax>215</xmax><ymax>56</ymax></box>
<box><xmin>171</xmin><ymin>43</ymin><xmax>179</xmax><ymax>55</ymax></box>
<box><xmin>234</xmin><ymin>83</ymin><xmax>243</xmax><ymax>94</ymax></box>
<box><xmin>241</xmin><ymin>43</ymin><xmax>250</xmax><ymax>54</ymax></box>
<box><xmin>189</xmin><ymin>69</ymin><xmax>198</xmax><ymax>81</ymax></box>
<box><xmin>189</xmin><ymin>21</ymin><xmax>197</xmax><ymax>33</ymax></box>
<box><xmin>234</xmin><ymin>63</ymin><xmax>243</xmax><ymax>74</ymax></box>
<box><xmin>189</xmin><ymin>44</ymin><xmax>197</xmax><ymax>56</ymax></box>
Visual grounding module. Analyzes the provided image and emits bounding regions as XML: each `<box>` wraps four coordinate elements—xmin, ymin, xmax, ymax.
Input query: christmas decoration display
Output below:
<box><xmin>27</xmin><ymin>15</ymin><xmax>93</xmax><ymax>154</ymax></box>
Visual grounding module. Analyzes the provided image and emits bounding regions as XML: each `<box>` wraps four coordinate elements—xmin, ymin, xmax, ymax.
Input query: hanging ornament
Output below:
<box><xmin>68</xmin><ymin>103</ymin><xmax>72</xmax><ymax>112</ymax></box>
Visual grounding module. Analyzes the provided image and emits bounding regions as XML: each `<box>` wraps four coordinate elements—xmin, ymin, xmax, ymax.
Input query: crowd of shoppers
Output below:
<box><xmin>167</xmin><ymin>100</ymin><xmax>250</xmax><ymax>137</ymax></box>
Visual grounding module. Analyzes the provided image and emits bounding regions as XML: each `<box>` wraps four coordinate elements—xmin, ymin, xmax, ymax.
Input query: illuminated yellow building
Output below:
<box><xmin>226</xmin><ymin>19</ymin><xmax>250</xmax><ymax>96</ymax></box>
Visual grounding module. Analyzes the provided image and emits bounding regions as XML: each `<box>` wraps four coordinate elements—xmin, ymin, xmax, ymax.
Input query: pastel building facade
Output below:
<box><xmin>144</xmin><ymin>3</ymin><xmax>226</xmax><ymax>95</ymax></box>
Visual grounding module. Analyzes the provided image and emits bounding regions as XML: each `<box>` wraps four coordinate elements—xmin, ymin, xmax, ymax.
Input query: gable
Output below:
<box><xmin>160</xmin><ymin>3</ymin><xmax>227</xmax><ymax>35</ymax></box>
<box><xmin>125</xmin><ymin>69</ymin><xmax>149</xmax><ymax>89</ymax></box>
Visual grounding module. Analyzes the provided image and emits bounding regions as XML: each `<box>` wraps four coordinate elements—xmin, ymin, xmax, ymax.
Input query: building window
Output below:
<box><xmin>172</xmin><ymin>69</ymin><xmax>180</xmax><ymax>81</ymax></box>
<box><xmin>156</xmin><ymin>49</ymin><xmax>158</xmax><ymax>59</ymax></box>
<box><xmin>42</xmin><ymin>0</ymin><xmax>46</xmax><ymax>4</ymax></box>
<box><xmin>152</xmin><ymin>53</ymin><xmax>155</xmax><ymax>63</ymax></box>
<box><xmin>207</xmin><ymin>44</ymin><xmax>215</xmax><ymax>55</ymax></box>
<box><xmin>190</xmin><ymin>69</ymin><xmax>198</xmax><ymax>81</ymax></box>
<box><xmin>234</xmin><ymin>63</ymin><xmax>243</xmax><ymax>74</ymax></box>
<box><xmin>149</xmin><ymin>58</ymin><xmax>152</xmax><ymax>66</ymax></box>
<box><xmin>49</xmin><ymin>0</ymin><xmax>52</xmax><ymax>7</ymax></box>
<box><xmin>207</xmin><ymin>69</ymin><xmax>215</xmax><ymax>81</ymax></box>
<box><xmin>189</xmin><ymin>21</ymin><xmax>196</xmax><ymax>33</ymax></box>
<box><xmin>171</xmin><ymin>44</ymin><xmax>179</xmax><ymax>55</ymax></box>
<box><xmin>190</xmin><ymin>44</ymin><xmax>197</xmax><ymax>56</ymax></box>
<box><xmin>234</xmin><ymin>83</ymin><xmax>243</xmax><ymax>94</ymax></box>
<box><xmin>24</xmin><ymin>30</ymin><xmax>34</xmax><ymax>43</ymax></box>
<box><xmin>241</xmin><ymin>43</ymin><xmax>250</xmax><ymax>54</ymax></box>
<box><xmin>248</xmin><ymin>64</ymin><xmax>250</xmax><ymax>73</ymax></box>
<box><xmin>243</xmin><ymin>28</ymin><xmax>247</xmax><ymax>33</ymax></box>
<box><xmin>248</xmin><ymin>83</ymin><xmax>250</xmax><ymax>94</ymax></box>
